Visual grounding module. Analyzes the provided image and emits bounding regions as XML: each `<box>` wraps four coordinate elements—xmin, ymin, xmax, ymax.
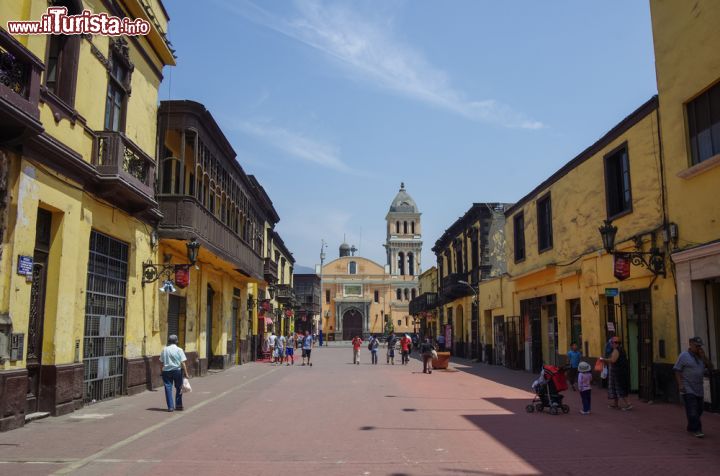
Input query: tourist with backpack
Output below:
<box><xmin>369</xmin><ymin>335</ymin><xmax>380</xmax><ymax>365</ymax></box>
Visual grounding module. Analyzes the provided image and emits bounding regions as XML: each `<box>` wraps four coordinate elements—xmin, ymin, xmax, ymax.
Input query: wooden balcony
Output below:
<box><xmin>409</xmin><ymin>292</ymin><xmax>438</xmax><ymax>315</ymax></box>
<box><xmin>274</xmin><ymin>284</ymin><xmax>297</xmax><ymax>306</ymax></box>
<box><xmin>263</xmin><ymin>258</ymin><xmax>278</xmax><ymax>284</ymax></box>
<box><xmin>158</xmin><ymin>196</ymin><xmax>264</xmax><ymax>280</ymax></box>
<box><xmin>0</xmin><ymin>29</ymin><xmax>44</xmax><ymax>143</ymax></box>
<box><xmin>92</xmin><ymin>131</ymin><xmax>157</xmax><ymax>213</ymax></box>
<box><xmin>440</xmin><ymin>272</ymin><xmax>474</xmax><ymax>303</ymax></box>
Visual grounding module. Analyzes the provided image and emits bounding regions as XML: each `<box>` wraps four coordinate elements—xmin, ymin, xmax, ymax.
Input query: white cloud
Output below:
<box><xmin>233</xmin><ymin>121</ymin><xmax>355</xmax><ymax>174</ymax></box>
<box><xmin>214</xmin><ymin>0</ymin><xmax>544</xmax><ymax>129</ymax></box>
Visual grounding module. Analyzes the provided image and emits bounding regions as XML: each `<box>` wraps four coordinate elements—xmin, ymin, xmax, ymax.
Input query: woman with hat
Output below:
<box><xmin>577</xmin><ymin>361</ymin><xmax>593</xmax><ymax>414</ymax></box>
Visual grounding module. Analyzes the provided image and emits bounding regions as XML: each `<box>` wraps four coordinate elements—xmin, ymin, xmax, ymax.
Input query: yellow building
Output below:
<box><xmin>264</xmin><ymin>229</ymin><xmax>296</xmax><ymax>339</ymax></box>
<box><xmin>409</xmin><ymin>266</ymin><xmax>438</xmax><ymax>338</ymax></box>
<box><xmin>156</xmin><ymin>101</ymin><xmax>284</xmax><ymax>372</ymax></box>
<box><xmin>322</xmin><ymin>184</ymin><xmax>421</xmax><ymax>339</ymax></box>
<box><xmin>650</xmin><ymin>0</ymin><xmax>720</xmax><ymax>406</ymax></box>
<box><xmin>0</xmin><ymin>0</ymin><xmax>174</xmax><ymax>431</ymax></box>
<box><xmin>432</xmin><ymin>203</ymin><xmax>511</xmax><ymax>359</ymax></box>
<box><xmin>495</xmin><ymin>97</ymin><xmax>679</xmax><ymax>401</ymax></box>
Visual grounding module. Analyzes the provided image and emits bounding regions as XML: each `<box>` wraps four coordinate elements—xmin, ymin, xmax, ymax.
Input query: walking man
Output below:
<box><xmin>369</xmin><ymin>335</ymin><xmax>380</xmax><ymax>365</ymax></box>
<box><xmin>302</xmin><ymin>330</ymin><xmax>313</xmax><ymax>366</ymax></box>
<box><xmin>386</xmin><ymin>331</ymin><xmax>397</xmax><ymax>365</ymax></box>
<box><xmin>674</xmin><ymin>337</ymin><xmax>713</xmax><ymax>438</ymax></box>
<box><xmin>352</xmin><ymin>335</ymin><xmax>363</xmax><ymax>365</ymax></box>
<box><xmin>285</xmin><ymin>333</ymin><xmax>295</xmax><ymax>365</ymax></box>
<box><xmin>274</xmin><ymin>333</ymin><xmax>286</xmax><ymax>365</ymax></box>
<box><xmin>159</xmin><ymin>334</ymin><xmax>190</xmax><ymax>412</ymax></box>
<box><xmin>420</xmin><ymin>338</ymin><xmax>435</xmax><ymax>374</ymax></box>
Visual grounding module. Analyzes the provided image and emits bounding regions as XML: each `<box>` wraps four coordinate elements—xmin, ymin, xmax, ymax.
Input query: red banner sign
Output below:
<box><xmin>614</xmin><ymin>254</ymin><xmax>630</xmax><ymax>281</ymax></box>
<box><xmin>174</xmin><ymin>267</ymin><xmax>189</xmax><ymax>288</ymax></box>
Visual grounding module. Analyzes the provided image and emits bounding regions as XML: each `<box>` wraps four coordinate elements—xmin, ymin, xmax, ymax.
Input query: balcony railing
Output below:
<box><xmin>93</xmin><ymin>131</ymin><xmax>155</xmax><ymax>201</ymax></box>
<box><xmin>275</xmin><ymin>284</ymin><xmax>297</xmax><ymax>304</ymax></box>
<box><xmin>158</xmin><ymin>196</ymin><xmax>264</xmax><ymax>280</ymax></box>
<box><xmin>264</xmin><ymin>258</ymin><xmax>278</xmax><ymax>284</ymax></box>
<box><xmin>409</xmin><ymin>292</ymin><xmax>438</xmax><ymax>315</ymax></box>
<box><xmin>0</xmin><ymin>29</ymin><xmax>44</xmax><ymax>141</ymax></box>
<box><xmin>440</xmin><ymin>272</ymin><xmax>474</xmax><ymax>302</ymax></box>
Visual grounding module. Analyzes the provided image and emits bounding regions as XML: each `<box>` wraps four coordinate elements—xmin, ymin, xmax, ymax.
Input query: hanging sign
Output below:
<box><xmin>607</xmin><ymin>322</ymin><xmax>616</xmax><ymax>332</ymax></box>
<box><xmin>613</xmin><ymin>254</ymin><xmax>630</xmax><ymax>281</ymax></box>
<box><xmin>17</xmin><ymin>255</ymin><xmax>33</xmax><ymax>276</ymax></box>
<box><xmin>174</xmin><ymin>267</ymin><xmax>189</xmax><ymax>288</ymax></box>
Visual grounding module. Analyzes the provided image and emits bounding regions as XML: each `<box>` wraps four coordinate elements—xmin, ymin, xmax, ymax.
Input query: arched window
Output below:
<box><xmin>411</xmin><ymin>221</ymin><xmax>415</xmax><ymax>234</ymax></box>
<box><xmin>396</xmin><ymin>289</ymin><xmax>401</xmax><ymax>300</ymax></box>
<box><xmin>411</xmin><ymin>288</ymin><xmax>417</xmax><ymax>300</ymax></box>
<box><xmin>397</xmin><ymin>252</ymin><xmax>405</xmax><ymax>275</ymax></box>
<box><xmin>404</xmin><ymin>288</ymin><xmax>409</xmax><ymax>300</ymax></box>
<box><xmin>349</xmin><ymin>261</ymin><xmax>357</xmax><ymax>274</ymax></box>
<box><xmin>396</xmin><ymin>221</ymin><xmax>400</xmax><ymax>233</ymax></box>
<box><xmin>408</xmin><ymin>252</ymin><xmax>415</xmax><ymax>276</ymax></box>
<box><xmin>403</xmin><ymin>221</ymin><xmax>408</xmax><ymax>234</ymax></box>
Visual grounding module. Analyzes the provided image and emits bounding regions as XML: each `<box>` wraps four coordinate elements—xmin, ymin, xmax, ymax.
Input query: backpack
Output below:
<box><xmin>368</xmin><ymin>339</ymin><xmax>373</xmax><ymax>351</ymax></box>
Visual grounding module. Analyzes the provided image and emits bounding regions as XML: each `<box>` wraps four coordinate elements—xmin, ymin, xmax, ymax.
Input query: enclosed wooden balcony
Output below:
<box><xmin>158</xmin><ymin>196</ymin><xmax>264</xmax><ymax>280</ymax></box>
<box><xmin>274</xmin><ymin>284</ymin><xmax>297</xmax><ymax>306</ymax></box>
<box><xmin>0</xmin><ymin>29</ymin><xmax>44</xmax><ymax>143</ymax></box>
<box><xmin>92</xmin><ymin>131</ymin><xmax>157</xmax><ymax>213</ymax></box>
<box><xmin>264</xmin><ymin>258</ymin><xmax>278</xmax><ymax>284</ymax></box>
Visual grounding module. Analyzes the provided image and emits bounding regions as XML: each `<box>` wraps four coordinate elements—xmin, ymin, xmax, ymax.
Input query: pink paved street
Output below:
<box><xmin>0</xmin><ymin>346</ymin><xmax>718</xmax><ymax>476</ymax></box>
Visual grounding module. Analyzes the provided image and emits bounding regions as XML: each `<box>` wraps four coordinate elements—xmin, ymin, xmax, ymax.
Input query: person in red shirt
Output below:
<box><xmin>400</xmin><ymin>334</ymin><xmax>412</xmax><ymax>365</ymax></box>
<box><xmin>352</xmin><ymin>335</ymin><xmax>363</xmax><ymax>365</ymax></box>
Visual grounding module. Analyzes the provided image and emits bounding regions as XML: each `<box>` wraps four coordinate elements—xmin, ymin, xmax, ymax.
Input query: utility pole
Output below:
<box><xmin>319</xmin><ymin>239</ymin><xmax>327</xmax><ymax>345</ymax></box>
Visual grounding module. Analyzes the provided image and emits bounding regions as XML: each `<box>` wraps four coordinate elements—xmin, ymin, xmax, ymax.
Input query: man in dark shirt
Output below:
<box><xmin>420</xmin><ymin>338</ymin><xmax>435</xmax><ymax>374</ymax></box>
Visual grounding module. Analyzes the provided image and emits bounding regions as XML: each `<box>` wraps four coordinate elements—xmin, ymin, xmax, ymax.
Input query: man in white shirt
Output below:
<box><xmin>159</xmin><ymin>335</ymin><xmax>189</xmax><ymax>412</ymax></box>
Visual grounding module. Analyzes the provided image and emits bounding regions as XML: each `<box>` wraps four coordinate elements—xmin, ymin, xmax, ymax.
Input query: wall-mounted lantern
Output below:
<box><xmin>598</xmin><ymin>220</ymin><xmax>666</xmax><ymax>277</ymax></box>
<box><xmin>142</xmin><ymin>238</ymin><xmax>201</xmax><ymax>286</ymax></box>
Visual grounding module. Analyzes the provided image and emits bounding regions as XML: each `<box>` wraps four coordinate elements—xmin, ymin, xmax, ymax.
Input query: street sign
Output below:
<box><xmin>605</xmin><ymin>288</ymin><xmax>619</xmax><ymax>297</ymax></box>
<box><xmin>607</xmin><ymin>322</ymin><xmax>616</xmax><ymax>332</ymax></box>
<box><xmin>17</xmin><ymin>255</ymin><xmax>33</xmax><ymax>276</ymax></box>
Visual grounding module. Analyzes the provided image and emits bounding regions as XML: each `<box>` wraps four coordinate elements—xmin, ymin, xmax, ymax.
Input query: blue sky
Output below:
<box><xmin>160</xmin><ymin>0</ymin><xmax>657</xmax><ymax>270</ymax></box>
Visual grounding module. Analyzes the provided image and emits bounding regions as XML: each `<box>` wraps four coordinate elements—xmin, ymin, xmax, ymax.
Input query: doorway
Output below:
<box><xmin>342</xmin><ymin>309</ymin><xmax>363</xmax><ymax>340</ymax></box>
<box><xmin>167</xmin><ymin>295</ymin><xmax>186</xmax><ymax>348</ymax></box>
<box><xmin>26</xmin><ymin>209</ymin><xmax>52</xmax><ymax>413</ymax></box>
<box><xmin>621</xmin><ymin>290</ymin><xmax>652</xmax><ymax>399</ymax></box>
<box><xmin>493</xmin><ymin>315</ymin><xmax>505</xmax><ymax>366</ymax></box>
<box><xmin>206</xmin><ymin>285</ymin><xmax>214</xmax><ymax>364</ymax></box>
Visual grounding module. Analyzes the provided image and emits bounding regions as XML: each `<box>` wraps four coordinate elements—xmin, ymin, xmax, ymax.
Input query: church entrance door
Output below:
<box><xmin>342</xmin><ymin>309</ymin><xmax>363</xmax><ymax>340</ymax></box>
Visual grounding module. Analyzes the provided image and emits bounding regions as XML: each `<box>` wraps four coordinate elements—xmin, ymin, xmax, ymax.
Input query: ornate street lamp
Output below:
<box><xmin>598</xmin><ymin>220</ymin><xmax>666</xmax><ymax>277</ymax></box>
<box><xmin>142</xmin><ymin>238</ymin><xmax>201</xmax><ymax>285</ymax></box>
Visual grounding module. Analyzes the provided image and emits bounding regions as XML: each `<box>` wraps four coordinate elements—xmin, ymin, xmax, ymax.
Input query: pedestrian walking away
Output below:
<box><xmin>159</xmin><ymin>334</ymin><xmax>190</xmax><ymax>412</ymax></box>
<box><xmin>577</xmin><ymin>361</ymin><xmax>592</xmax><ymax>414</ymax></box>
<box><xmin>674</xmin><ymin>337</ymin><xmax>713</xmax><ymax>438</ymax></box>
<box><xmin>420</xmin><ymin>338</ymin><xmax>435</xmax><ymax>374</ymax></box>
<box><xmin>600</xmin><ymin>337</ymin><xmax>632</xmax><ymax>411</ymax></box>
<box><xmin>386</xmin><ymin>332</ymin><xmax>397</xmax><ymax>365</ymax></box>
<box><xmin>369</xmin><ymin>335</ymin><xmax>380</xmax><ymax>365</ymax></box>
<box><xmin>400</xmin><ymin>334</ymin><xmax>411</xmax><ymax>365</ymax></box>
<box><xmin>285</xmin><ymin>333</ymin><xmax>295</xmax><ymax>365</ymax></box>
<box><xmin>567</xmin><ymin>342</ymin><xmax>582</xmax><ymax>391</ymax></box>
<box><xmin>302</xmin><ymin>330</ymin><xmax>314</xmax><ymax>366</ymax></box>
<box><xmin>352</xmin><ymin>335</ymin><xmax>363</xmax><ymax>365</ymax></box>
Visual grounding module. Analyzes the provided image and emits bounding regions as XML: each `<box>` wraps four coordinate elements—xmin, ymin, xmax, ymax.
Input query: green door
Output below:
<box><xmin>627</xmin><ymin>319</ymin><xmax>639</xmax><ymax>393</ymax></box>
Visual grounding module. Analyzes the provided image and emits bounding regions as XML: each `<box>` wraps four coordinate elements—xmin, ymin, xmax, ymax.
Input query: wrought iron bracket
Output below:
<box><xmin>142</xmin><ymin>261</ymin><xmax>190</xmax><ymax>285</ymax></box>
<box><xmin>615</xmin><ymin>249</ymin><xmax>666</xmax><ymax>277</ymax></box>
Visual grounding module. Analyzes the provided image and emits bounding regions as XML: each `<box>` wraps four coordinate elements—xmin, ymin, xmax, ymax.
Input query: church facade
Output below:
<box><xmin>321</xmin><ymin>184</ymin><xmax>421</xmax><ymax>340</ymax></box>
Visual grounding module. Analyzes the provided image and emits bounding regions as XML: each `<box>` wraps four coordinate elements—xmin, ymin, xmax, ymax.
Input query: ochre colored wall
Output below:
<box><xmin>650</xmin><ymin>0</ymin><xmax>720</xmax><ymax>250</ymax></box>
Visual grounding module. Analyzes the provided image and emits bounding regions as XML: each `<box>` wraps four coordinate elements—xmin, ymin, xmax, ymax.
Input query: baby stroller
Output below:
<box><xmin>526</xmin><ymin>365</ymin><xmax>570</xmax><ymax>415</ymax></box>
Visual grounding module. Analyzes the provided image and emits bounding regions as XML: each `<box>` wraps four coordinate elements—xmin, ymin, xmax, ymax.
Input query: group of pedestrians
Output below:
<box><xmin>266</xmin><ymin>330</ymin><xmax>315</xmax><ymax>366</ymax></box>
<box><xmin>350</xmin><ymin>332</ymin><xmax>437</xmax><ymax>374</ymax></box>
<box><xmin>560</xmin><ymin>335</ymin><xmax>712</xmax><ymax>439</ymax></box>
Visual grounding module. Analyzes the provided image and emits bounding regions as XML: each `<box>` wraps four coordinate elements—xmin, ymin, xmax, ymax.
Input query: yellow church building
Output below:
<box><xmin>321</xmin><ymin>184</ymin><xmax>421</xmax><ymax>340</ymax></box>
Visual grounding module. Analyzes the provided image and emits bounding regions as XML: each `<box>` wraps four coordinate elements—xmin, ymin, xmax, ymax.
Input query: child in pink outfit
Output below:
<box><xmin>578</xmin><ymin>361</ymin><xmax>592</xmax><ymax>414</ymax></box>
